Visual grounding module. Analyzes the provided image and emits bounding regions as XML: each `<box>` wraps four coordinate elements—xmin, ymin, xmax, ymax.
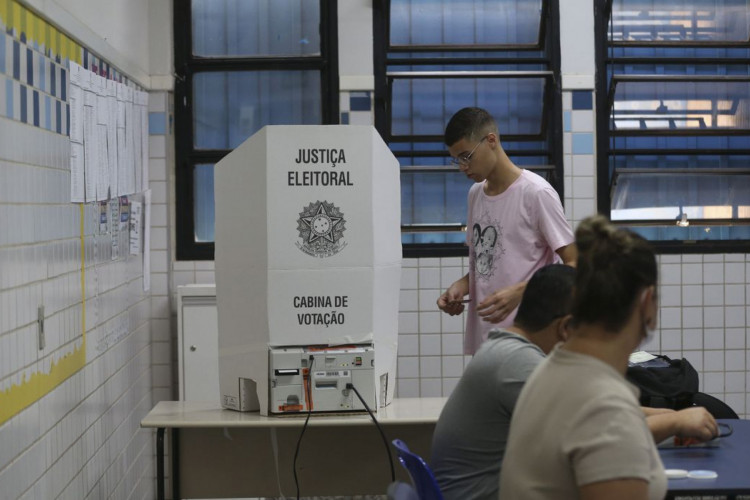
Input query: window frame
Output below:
<box><xmin>595</xmin><ymin>0</ymin><xmax>750</xmax><ymax>253</ymax></box>
<box><xmin>373</xmin><ymin>0</ymin><xmax>564</xmax><ymax>259</ymax></box>
<box><xmin>174</xmin><ymin>0</ymin><xmax>340</xmax><ymax>260</ymax></box>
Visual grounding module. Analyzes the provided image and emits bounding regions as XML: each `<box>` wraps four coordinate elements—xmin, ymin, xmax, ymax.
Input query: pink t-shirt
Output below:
<box><xmin>464</xmin><ymin>170</ymin><xmax>574</xmax><ymax>354</ymax></box>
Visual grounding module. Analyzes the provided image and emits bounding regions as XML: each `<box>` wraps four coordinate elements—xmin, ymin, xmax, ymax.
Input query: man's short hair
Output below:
<box><xmin>514</xmin><ymin>264</ymin><xmax>576</xmax><ymax>333</ymax></box>
<box><xmin>444</xmin><ymin>107</ymin><xmax>499</xmax><ymax>147</ymax></box>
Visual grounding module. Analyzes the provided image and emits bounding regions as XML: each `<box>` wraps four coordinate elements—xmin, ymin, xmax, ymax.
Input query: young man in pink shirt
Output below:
<box><xmin>437</xmin><ymin>107</ymin><xmax>577</xmax><ymax>354</ymax></box>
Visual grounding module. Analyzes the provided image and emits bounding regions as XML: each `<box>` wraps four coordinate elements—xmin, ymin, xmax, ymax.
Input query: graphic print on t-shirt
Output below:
<box><xmin>472</xmin><ymin>211</ymin><xmax>504</xmax><ymax>281</ymax></box>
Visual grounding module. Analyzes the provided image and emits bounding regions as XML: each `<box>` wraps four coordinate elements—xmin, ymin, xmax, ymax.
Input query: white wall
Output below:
<box><xmin>559</xmin><ymin>0</ymin><xmax>595</xmax><ymax>89</ymax></box>
<box><xmin>338</xmin><ymin>0</ymin><xmax>374</xmax><ymax>91</ymax></box>
<box><xmin>0</xmin><ymin>0</ymin><xmax>166</xmax><ymax>498</ymax></box>
<box><xmin>148</xmin><ymin>0</ymin><xmax>174</xmax><ymax>89</ymax></box>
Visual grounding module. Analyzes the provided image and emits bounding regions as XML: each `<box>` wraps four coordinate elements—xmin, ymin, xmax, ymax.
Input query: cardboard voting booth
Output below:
<box><xmin>214</xmin><ymin>125</ymin><xmax>401</xmax><ymax>416</ymax></box>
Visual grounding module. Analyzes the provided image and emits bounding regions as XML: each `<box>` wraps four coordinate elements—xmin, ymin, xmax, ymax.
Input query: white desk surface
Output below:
<box><xmin>141</xmin><ymin>397</ymin><xmax>448</xmax><ymax>429</ymax></box>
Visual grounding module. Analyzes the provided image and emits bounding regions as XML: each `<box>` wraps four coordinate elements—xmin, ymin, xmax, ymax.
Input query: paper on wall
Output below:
<box><xmin>70</xmin><ymin>142</ymin><xmax>85</xmax><ymax>202</ymax></box>
<box><xmin>138</xmin><ymin>91</ymin><xmax>150</xmax><ymax>192</ymax></box>
<box><xmin>132</xmin><ymin>89</ymin><xmax>142</xmax><ymax>193</ymax></box>
<box><xmin>106</xmin><ymin>80</ymin><xmax>119</xmax><ymax>199</ymax></box>
<box><xmin>83</xmin><ymin>89</ymin><xmax>98</xmax><ymax>202</ymax></box>
<box><xmin>119</xmin><ymin>196</ymin><xmax>130</xmax><ymax>231</ymax></box>
<box><xmin>117</xmin><ymin>84</ymin><xmax>133</xmax><ymax>196</ymax></box>
<box><xmin>68</xmin><ymin>62</ymin><xmax>85</xmax><ymax>202</ymax></box>
<box><xmin>96</xmin><ymin>125</ymin><xmax>109</xmax><ymax>201</ymax></box>
<box><xmin>99</xmin><ymin>201</ymin><xmax>108</xmax><ymax>234</ymax></box>
<box><xmin>116</xmin><ymin>126</ymin><xmax>128</xmax><ymax>196</ymax></box>
<box><xmin>125</xmin><ymin>87</ymin><xmax>136</xmax><ymax>195</ymax></box>
<box><xmin>143</xmin><ymin>189</ymin><xmax>151</xmax><ymax>291</ymax></box>
<box><xmin>93</xmin><ymin>75</ymin><xmax>109</xmax><ymax>200</ymax></box>
<box><xmin>129</xmin><ymin>199</ymin><xmax>142</xmax><ymax>255</ymax></box>
<box><xmin>109</xmin><ymin>197</ymin><xmax>120</xmax><ymax>260</ymax></box>
<box><xmin>69</xmin><ymin>62</ymin><xmax>85</xmax><ymax>141</ymax></box>
<box><xmin>68</xmin><ymin>62</ymin><xmax>148</xmax><ymax>203</ymax></box>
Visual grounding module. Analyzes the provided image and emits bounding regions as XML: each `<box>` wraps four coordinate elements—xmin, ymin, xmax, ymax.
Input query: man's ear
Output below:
<box><xmin>639</xmin><ymin>285</ymin><xmax>657</xmax><ymax>329</ymax></box>
<box><xmin>557</xmin><ymin>315</ymin><xmax>572</xmax><ymax>342</ymax></box>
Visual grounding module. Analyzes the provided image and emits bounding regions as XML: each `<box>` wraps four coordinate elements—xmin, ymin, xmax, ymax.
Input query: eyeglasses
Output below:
<box><xmin>449</xmin><ymin>136</ymin><xmax>488</xmax><ymax>167</ymax></box>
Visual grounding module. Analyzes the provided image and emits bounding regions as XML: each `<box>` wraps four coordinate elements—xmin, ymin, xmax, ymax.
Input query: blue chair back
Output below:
<box><xmin>391</xmin><ymin>439</ymin><xmax>444</xmax><ymax>500</ymax></box>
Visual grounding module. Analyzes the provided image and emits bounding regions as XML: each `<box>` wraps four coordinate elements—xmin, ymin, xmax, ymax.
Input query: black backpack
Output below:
<box><xmin>626</xmin><ymin>355</ymin><xmax>699</xmax><ymax>410</ymax></box>
<box><xmin>626</xmin><ymin>354</ymin><xmax>740</xmax><ymax>419</ymax></box>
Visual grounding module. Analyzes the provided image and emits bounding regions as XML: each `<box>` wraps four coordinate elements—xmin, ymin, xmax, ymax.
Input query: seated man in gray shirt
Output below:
<box><xmin>431</xmin><ymin>264</ymin><xmax>574</xmax><ymax>500</ymax></box>
<box><xmin>431</xmin><ymin>264</ymin><xmax>716</xmax><ymax>500</ymax></box>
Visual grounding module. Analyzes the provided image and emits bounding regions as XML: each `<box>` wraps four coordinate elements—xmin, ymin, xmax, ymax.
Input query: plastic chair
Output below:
<box><xmin>391</xmin><ymin>439</ymin><xmax>444</xmax><ymax>500</ymax></box>
<box><xmin>387</xmin><ymin>481</ymin><xmax>420</xmax><ymax>500</ymax></box>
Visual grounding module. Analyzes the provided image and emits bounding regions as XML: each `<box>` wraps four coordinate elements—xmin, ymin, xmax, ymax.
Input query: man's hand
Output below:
<box><xmin>437</xmin><ymin>277</ymin><xmax>469</xmax><ymax>316</ymax></box>
<box><xmin>647</xmin><ymin>406</ymin><xmax>718</xmax><ymax>444</ymax></box>
<box><xmin>476</xmin><ymin>282</ymin><xmax>526</xmax><ymax>323</ymax></box>
<box><xmin>673</xmin><ymin>407</ymin><xmax>719</xmax><ymax>442</ymax></box>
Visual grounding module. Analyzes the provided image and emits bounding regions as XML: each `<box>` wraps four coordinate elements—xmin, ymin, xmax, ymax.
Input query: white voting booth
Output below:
<box><xmin>214</xmin><ymin>125</ymin><xmax>401</xmax><ymax>416</ymax></box>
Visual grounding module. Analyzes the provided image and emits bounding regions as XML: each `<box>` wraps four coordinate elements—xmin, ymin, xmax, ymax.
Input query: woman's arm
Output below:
<box><xmin>580</xmin><ymin>478</ymin><xmax>649</xmax><ymax>500</ymax></box>
<box><xmin>646</xmin><ymin>406</ymin><xmax>717</xmax><ymax>444</ymax></box>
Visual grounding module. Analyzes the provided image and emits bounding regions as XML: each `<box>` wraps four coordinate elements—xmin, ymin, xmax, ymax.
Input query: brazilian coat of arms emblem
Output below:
<box><xmin>296</xmin><ymin>201</ymin><xmax>347</xmax><ymax>257</ymax></box>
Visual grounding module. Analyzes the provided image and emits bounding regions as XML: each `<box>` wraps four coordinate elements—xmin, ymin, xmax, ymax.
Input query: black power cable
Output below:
<box><xmin>293</xmin><ymin>355</ymin><xmax>314</xmax><ymax>500</ymax></box>
<box><xmin>346</xmin><ymin>382</ymin><xmax>396</xmax><ymax>482</ymax></box>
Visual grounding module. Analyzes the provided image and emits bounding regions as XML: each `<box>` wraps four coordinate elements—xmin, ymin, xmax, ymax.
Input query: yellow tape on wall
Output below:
<box><xmin>0</xmin><ymin>206</ymin><xmax>87</xmax><ymax>426</ymax></box>
<box><xmin>0</xmin><ymin>1</ymin><xmax>93</xmax><ymax>427</ymax></box>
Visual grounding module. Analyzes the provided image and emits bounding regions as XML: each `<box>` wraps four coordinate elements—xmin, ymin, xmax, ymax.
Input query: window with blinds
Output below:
<box><xmin>374</xmin><ymin>0</ymin><xmax>563</xmax><ymax>257</ymax></box>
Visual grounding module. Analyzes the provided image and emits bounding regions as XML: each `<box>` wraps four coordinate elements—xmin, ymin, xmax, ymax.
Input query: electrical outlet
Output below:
<box><xmin>37</xmin><ymin>305</ymin><xmax>45</xmax><ymax>351</ymax></box>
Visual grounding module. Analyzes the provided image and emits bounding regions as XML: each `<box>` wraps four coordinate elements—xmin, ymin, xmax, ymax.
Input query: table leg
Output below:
<box><xmin>156</xmin><ymin>427</ymin><xmax>165</xmax><ymax>500</ymax></box>
<box><xmin>172</xmin><ymin>428</ymin><xmax>180</xmax><ymax>500</ymax></box>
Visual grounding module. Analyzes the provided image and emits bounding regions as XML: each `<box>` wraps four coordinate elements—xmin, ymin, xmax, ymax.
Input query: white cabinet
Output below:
<box><xmin>177</xmin><ymin>285</ymin><xmax>220</xmax><ymax>403</ymax></box>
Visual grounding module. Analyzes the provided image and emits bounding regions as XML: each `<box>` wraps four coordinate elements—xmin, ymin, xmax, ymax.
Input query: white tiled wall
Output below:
<box><xmin>562</xmin><ymin>89</ymin><xmax>597</xmax><ymax>228</ymax></box>
<box><xmin>644</xmin><ymin>254</ymin><xmax>750</xmax><ymax>417</ymax></box>
<box><xmin>0</xmin><ymin>115</ymin><xmax>154</xmax><ymax>498</ymax></box>
<box><xmin>396</xmin><ymin>257</ymin><xmax>471</xmax><ymax>399</ymax></box>
<box><xmin>393</xmin><ymin>254</ymin><xmax>750</xmax><ymax>419</ymax></box>
<box><xmin>0</xmin><ymin>3</ymin><xmax>158</xmax><ymax>493</ymax></box>
<box><xmin>148</xmin><ymin>92</ymin><xmax>173</xmax><ymax>407</ymax></box>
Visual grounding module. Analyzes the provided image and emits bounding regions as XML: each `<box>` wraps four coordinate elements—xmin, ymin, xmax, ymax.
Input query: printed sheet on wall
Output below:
<box><xmin>69</xmin><ymin>62</ymin><xmax>149</xmax><ymax>203</ymax></box>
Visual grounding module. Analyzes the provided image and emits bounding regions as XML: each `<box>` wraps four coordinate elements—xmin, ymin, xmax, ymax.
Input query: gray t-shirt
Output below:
<box><xmin>499</xmin><ymin>346</ymin><xmax>667</xmax><ymax>500</ymax></box>
<box><xmin>430</xmin><ymin>329</ymin><xmax>545</xmax><ymax>500</ymax></box>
